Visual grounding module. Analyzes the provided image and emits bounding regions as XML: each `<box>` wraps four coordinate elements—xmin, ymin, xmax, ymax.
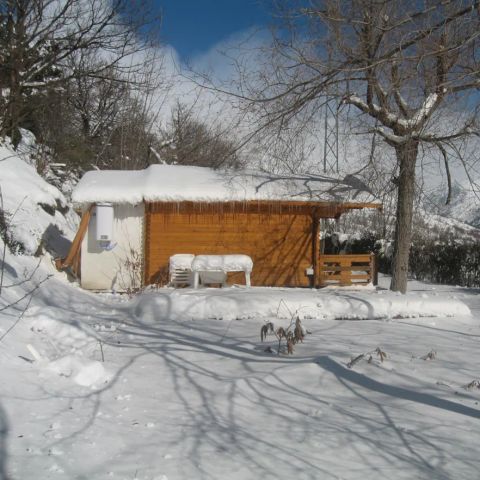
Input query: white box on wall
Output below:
<box><xmin>95</xmin><ymin>203</ymin><xmax>114</xmax><ymax>242</ymax></box>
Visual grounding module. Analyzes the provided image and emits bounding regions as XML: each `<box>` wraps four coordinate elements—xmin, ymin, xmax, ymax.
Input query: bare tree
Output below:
<box><xmin>68</xmin><ymin>58</ymin><xmax>130</xmax><ymax>142</ymax></box>
<box><xmin>157</xmin><ymin>101</ymin><xmax>242</xmax><ymax>169</ymax></box>
<box><xmin>17</xmin><ymin>50</ymin><xmax>167</xmax><ymax>172</ymax></box>
<box><xmin>0</xmin><ymin>0</ymin><xmax>160</xmax><ymax>146</ymax></box>
<box><xmin>222</xmin><ymin>0</ymin><xmax>480</xmax><ymax>292</ymax></box>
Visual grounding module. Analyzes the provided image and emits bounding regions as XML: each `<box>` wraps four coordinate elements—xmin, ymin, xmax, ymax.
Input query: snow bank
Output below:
<box><xmin>133</xmin><ymin>286</ymin><xmax>471</xmax><ymax>323</ymax></box>
<box><xmin>46</xmin><ymin>355</ymin><xmax>110</xmax><ymax>388</ymax></box>
<box><xmin>0</xmin><ymin>244</ymin><xmax>111</xmax><ymax>389</ymax></box>
<box><xmin>30</xmin><ymin>311</ymin><xmax>97</xmax><ymax>351</ymax></box>
<box><xmin>0</xmin><ymin>136</ymin><xmax>78</xmax><ymax>254</ymax></box>
<box><xmin>72</xmin><ymin>164</ymin><xmax>380</xmax><ymax>206</ymax></box>
<box><xmin>28</xmin><ymin>308</ymin><xmax>111</xmax><ymax>388</ymax></box>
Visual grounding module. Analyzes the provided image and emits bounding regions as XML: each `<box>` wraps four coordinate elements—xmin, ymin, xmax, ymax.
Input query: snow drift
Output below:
<box><xmin>0</xmin><ymin>134</ymin><xmax>78</xmax><ymax>255</ymax></box>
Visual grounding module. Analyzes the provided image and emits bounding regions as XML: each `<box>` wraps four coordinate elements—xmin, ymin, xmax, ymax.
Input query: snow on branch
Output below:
<box><xmin>405</xmin><ymin>93</ymin><xmax>439</xmax><ymax>129</ymax></box>
<box><xmin>343</xmin><ymin>94</ymin><xmax>407</xmax><ymax>131</ymax></box>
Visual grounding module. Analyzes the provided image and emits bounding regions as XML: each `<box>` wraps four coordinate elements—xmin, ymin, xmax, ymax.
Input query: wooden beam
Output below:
<box><xmin>55</xmin><ymin>205</ymin><xmax>93</xmax><ymax>275</ymax></box>
<box><xmin>312</xmin><ymin>209</ymin><xmax>321</xmax><ymax>288</ymax></box>
<box><xmin>145</xmin><ymin>200</ymin><xmax>382</xmax><ymax>217</ymax></box>
<box><xmin>321</xmin><ymin>254</ymin><xmax>373</xmax><ymax>262</ymax></box>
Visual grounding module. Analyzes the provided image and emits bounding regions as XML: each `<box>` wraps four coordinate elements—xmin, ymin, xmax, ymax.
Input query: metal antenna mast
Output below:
<box><xmin>320</xmin><ymin>94</ymin><xmax>341</xmax><ymax>258</ymax></box>
<box><xmin>323</xmin><ymin>96</ymin><xmax>339</xmax><ymax>174</ymax></box>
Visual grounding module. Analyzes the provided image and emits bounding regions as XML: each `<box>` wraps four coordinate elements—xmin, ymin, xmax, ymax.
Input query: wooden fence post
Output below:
<box><xmin>370</xmin><ymin>253</ymin><xmax>378</xmax><ymax>286</ymax></box>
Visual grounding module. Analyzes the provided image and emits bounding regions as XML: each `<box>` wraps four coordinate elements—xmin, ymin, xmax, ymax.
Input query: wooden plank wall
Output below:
<box><xmin>144</xmin><ymin>202</ymin><xmax>314</xmax><ymax>287</ymax></box>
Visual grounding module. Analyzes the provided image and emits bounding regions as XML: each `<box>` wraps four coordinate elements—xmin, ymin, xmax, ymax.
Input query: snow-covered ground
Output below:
<box><xmin>1</xmin><ymin>245</ymin><xmax>479</xmax><ymax>480</ymax></box>
<box><xmin>1</xmin><ymin>136</ymin><xmax>480</xmax><ymax>479</ymax></box>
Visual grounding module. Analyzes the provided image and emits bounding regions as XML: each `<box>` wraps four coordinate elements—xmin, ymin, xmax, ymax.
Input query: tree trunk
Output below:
<box><xmin>3</xmin><ymin>0</ymin><xmax>26</xmax><ymax>148</ymax></box>
<box><xmin>7</xmin><ymin>82</ymin><xmax>22</xmax><ymax>148</ymax></box>
<box><xmin>390</xmin><ymin>139</ymin><xmax>419</xmax><ymax>293</ymax></box>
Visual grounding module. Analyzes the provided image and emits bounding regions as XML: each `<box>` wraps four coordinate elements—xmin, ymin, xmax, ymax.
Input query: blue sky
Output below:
<box><xmin>155</xmin><ymin>0</ymin><xmax>270</xmax><ymax>60</ymax></box>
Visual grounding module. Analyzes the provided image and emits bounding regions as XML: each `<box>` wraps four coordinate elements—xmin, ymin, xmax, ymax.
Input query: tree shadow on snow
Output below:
<box><xmin>41</xmin><ymin>224</ymin><xmax>72</xmax><ymax>258</ymax></box>
<box><xmin>0</xmin><ymin>257</ymin><xmax>17</xmax><ymax>280</ymax></box>
<box><xmin>81</xmin><ymin>301</ymin><xmax>480</xmax><ymax>478</ymax></box>
<box><xmin>23</xmin><ymin>289</ymin><xmax>480</xmax><ymax>480</ymax></box>
<box><xmin>316</xmin><ymin>356</ymin><xmax>480</xmax><ymax>419</ymax></box>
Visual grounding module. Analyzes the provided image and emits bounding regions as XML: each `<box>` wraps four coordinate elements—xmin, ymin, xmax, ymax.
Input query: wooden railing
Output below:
<box><xmin>318</xmin><ymin>253</ymin><xmax>377</xmax><ymax>286</ymax></box>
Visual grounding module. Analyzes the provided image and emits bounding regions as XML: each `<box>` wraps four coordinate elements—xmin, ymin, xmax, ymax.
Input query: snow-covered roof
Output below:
<box><xmin>72</xmin><ymin>164</ymin><xmax>379</xmax><ymax>207</ymax></box>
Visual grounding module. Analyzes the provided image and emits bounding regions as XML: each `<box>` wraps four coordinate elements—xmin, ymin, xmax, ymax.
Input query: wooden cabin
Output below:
<box><xmin>60</xmin><ymin>165</ymin><xmax>381</xmax><ymax>291</ymax></box>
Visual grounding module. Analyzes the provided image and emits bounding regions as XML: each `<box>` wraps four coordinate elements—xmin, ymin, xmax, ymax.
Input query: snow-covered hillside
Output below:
<box><xmin>0</xmin><ymin>134</ymin><xmax>78</xmax><ymax>256</ymax></box>
<box><xmin>433</xmin><ymin>182</ymin><xmax>480</xmax><ymax>229</ymax></box>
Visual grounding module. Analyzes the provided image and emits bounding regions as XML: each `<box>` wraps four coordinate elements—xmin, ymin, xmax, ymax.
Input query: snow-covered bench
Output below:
<box><xmin>191</xmin><ymin>254</ymin><xmax>253</xmax><ymax>288</ymax></box>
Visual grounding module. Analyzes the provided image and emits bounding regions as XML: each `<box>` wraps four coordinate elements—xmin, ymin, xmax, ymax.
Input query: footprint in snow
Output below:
<box><xmin>115</xmin><ymin>394</ymin><xmax>131</xmax><ymax>401</ymax></box>
<box><xmin>48</xmin><ymin>463</ymin><xmax>64</xmax><ymax>473</ymax></box>
<box><xmin>48</xmin><ymin>447</ymin><xmax>64</xmax><ymax>456</ymax></box>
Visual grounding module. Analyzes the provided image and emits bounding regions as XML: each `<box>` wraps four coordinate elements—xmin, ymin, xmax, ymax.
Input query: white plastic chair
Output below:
<box><xmin>169</xmin><ymin>254</ymin><xmax>195</xmax><ymax>287</ymax></box>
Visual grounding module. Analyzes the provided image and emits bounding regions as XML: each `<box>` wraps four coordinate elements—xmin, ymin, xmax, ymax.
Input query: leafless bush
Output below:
<box><xmin>260</xmin><ymin>316</ymin><xmax>306</xmax><ymax>356</ymax></box>
<box><xmin>421</xmin><ymin>350</ymin><xmax>437</xmax><ymax>361</ymax></box>
<box><xmin>464</xmin><ymin>380</ymin><xmax>480</xmax><ymax>390</ymax></box>
<box><xmin>347</xmin><ymin>347</ymin><xmax>388</xmax><ymax>368</ymax></box>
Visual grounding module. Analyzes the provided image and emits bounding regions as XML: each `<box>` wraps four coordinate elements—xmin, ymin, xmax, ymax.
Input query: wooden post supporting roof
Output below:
<box><xmin>311</xmin><ymin>209</ymin><xmax>320</xmax><ymax>288</ymax></box>
<box><xmin>55</xmin><ymin>205</ymin><xmax>93</xmax><ymax>276</ymax></box>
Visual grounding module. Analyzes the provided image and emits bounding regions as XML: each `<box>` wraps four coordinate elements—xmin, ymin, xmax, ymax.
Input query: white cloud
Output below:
<box><xmin>151</xmin><ymin>28</ymin><xmax>270</xmax><ymax>129</ymax></box>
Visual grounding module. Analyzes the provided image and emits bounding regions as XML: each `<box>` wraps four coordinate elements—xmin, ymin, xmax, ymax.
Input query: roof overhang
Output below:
<box><xmin>145</xmin><ymin>200</ymin><xmax>382</xmax><ymax>218</ymax></box>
